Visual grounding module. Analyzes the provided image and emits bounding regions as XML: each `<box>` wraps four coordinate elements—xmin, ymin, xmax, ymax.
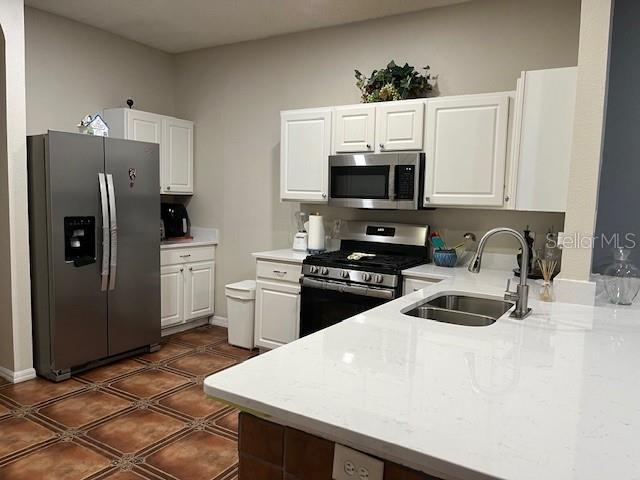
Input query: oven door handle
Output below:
<box><xmin>301</xmin><ymin>277</ymin><xmax>395</xmax><ymax>300</ymax></box>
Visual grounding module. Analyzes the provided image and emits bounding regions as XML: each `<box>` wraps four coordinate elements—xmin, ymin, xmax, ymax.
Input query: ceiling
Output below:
<box><xmin>25</xmin><ymin>0</ymin><xmax>469</xmax><ymax>53</ymax></box>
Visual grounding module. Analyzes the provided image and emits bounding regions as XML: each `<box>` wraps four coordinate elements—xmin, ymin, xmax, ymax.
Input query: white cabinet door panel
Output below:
<box><xmin>333</xmin><ymin>105</ymin><xmax>375</xmax><ymax>153</ymax></box>
<box><xmin>375</xmin><ymin>102</ymin><xmax>424</xmax><ymax>151</ymax></box>
<box><xmin>163</xmin><ymin>118</ymin><xmax>194</xmax><ymax>194</ymax></box>
<box><xmin>425</xmin><ymin>94</ymin><xmax>509</xmax><ymax>207</ymax></box>
<box><xmin>185</xmin><ymin>261</ymin><xmax>215</xmax><ymax>320</ymax></box>
<box><xmin>127</xmin><ymin>110</ymin><xmax>162</xmax><ymax>145</ymax></box>
<box><xmin>161</xmin><ymin>265</ymin><xmax>184</xmax><ymax>328</ymax></box>
<box><xmin>280</xmin><ymin>109</ymin><xmax>331</xmax><ymax>202</ymax></box>
<box><xmin>513</xmin><ymin>67</ymin><xmax>577</xmax><ymax>212</ymax></box>
<box><xmin>255</xmin><ymin>280</ymin><xmax>300</xmax><ymax>350</ymax></box>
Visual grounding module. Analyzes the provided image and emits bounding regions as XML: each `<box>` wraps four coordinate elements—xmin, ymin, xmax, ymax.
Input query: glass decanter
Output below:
<box><xmin>603</xmin><ymin>248</ymin><xmax>640</xmax><ymax>305</ymax></box>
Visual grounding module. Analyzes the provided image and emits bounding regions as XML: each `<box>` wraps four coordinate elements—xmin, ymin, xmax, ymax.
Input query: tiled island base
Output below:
<box><xmin>238</xmin><ymin>413</ymin><xmax>443</xmax><ymax>480</ymax></box>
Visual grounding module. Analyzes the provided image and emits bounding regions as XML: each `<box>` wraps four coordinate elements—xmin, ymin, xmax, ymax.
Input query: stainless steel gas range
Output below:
<box><xmin>300</xmin><ymin>222</ymin><xmax>430</xmax><ymax>336</ymax></box>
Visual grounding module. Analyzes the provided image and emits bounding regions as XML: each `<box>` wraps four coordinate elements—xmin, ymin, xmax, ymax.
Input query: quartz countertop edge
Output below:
<box><xmin>161</xmin><ymin>227</ymin><xmax>219</xmax><ymax>250</ymax></box>
<box><xmin>252</xmin><ymin>248</ymin><xmax>308</xmax><ymax>263</ymax></box>
<box><xmin>205</xmin><ymin>264</ymin><xmax>640</xmax><ymax>480</ymax></box>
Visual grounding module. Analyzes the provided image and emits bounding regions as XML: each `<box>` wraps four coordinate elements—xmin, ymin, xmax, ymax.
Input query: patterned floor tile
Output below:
<box><xmin>78</xmin><ymin>359</ymin><xmax>147</xmax><ymax>383</ymax></box>
<box><xmin>0</xmin><ymin>442</ymin><xmax>111</xmax><ymax>480</ymax></box>
<box><xmin>171</xmin><ymin>326</ymin><xmax>227</xmax><ymax>346</ymax></box>
<box><xmin>138</xmin><ymin>342</ymin><xmax>192</xmax><ymax>363</ymax></box>
<box><xmin>39</xmin><ymin>390</ymin><xmax>131</xmax><ymax>428</ymax></box>
<box><xmin>159</xmin><ymin>385</ymin><xmax>228</xmax><ymax>419</ymax></box>
<box><xmin>210</xmin><ymin>343</ymin><xmax>257</xmax><ymax>360</ymax></box>
<box><xmin>167</xmin><ymin>352</ymin><xmax>236</xmax><ymax>376</ymax></box>
<box><xmin>213</xmin><ymin>410</ymin><xmax>239</xmax><ymax>433</ymax></box>
<box><xmin>110</xmin><ymin>369</ymin><xmax>190</xmax><ymax>399</ymax></box>
<box><xmin>0</xmin><ymin>327</ymin><xmax>251</xmax><ymax>480</ymax></box>
<box><xmin>87</xmin><ymin>409</ymin><xmax>185</xmax><ymax>454</ymax></box>
<box><xmin>0</xmin><ymin>378</ymin><xmax>85</xmax><ymax>406</ymax></box>
<box><xmin>0</xmin><ymin>417</ymin><xmax>56</xmax><ymax>459</ymax></box>
<box><xmin>100</xmin><ymin>471</ymin><xmax>149</xmax><ymax>480</ymax></box>
<box><xmin>99</xmin><ymin>471</ymin><xmax>148</xmax><ymax>480</ymax></box>
<box><xmin>146</xmin><ymin>430</ymin><xmax>238</xmax><ymax>480</ymax></box>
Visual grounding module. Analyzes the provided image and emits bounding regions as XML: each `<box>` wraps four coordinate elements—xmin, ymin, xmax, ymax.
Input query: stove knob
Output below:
<box><xmin>374</xmin><ymin>274</ymin><xmax>384</xmax><ymax>284</ymax></box>
<box><xmin>320</xmin><ymin>267</ymin><xmax>329</xmax><ymax>275</ymax></box>
<box><xmin>340</xmin><ymin>270</ymin><xmax>350</xmax><ymax>278</ymax></box>
<box><xmin>362</xmin><ymin>272</ymin><xmax>372</xmax><ymax>282</ymax></box>
<box><xmin>309</xmin><ymin>266</ymin><xmax>318</xmax><ymax>274</ymax></box>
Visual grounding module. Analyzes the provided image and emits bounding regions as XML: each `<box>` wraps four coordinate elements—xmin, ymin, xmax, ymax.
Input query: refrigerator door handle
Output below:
<box><xmin>98</xmin><ymin>173</ymin><xmax>110</xmax><ymax>291</ymax></box>
<box><xmin>106</xmin><ymin>173</ymin><xmax>118</xmax><ymax>290</ymax></box>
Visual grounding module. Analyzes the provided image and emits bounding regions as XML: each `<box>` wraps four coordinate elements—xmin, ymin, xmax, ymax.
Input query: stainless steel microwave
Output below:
<box><xmin>328</xmin><ymin>153</ymin><xmax>425</xmax><ymax>209</ymax></box>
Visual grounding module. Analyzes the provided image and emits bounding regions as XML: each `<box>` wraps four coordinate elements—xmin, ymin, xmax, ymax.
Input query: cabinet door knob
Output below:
<box><xmin>167</xmin><ymin>186</ymin><xmax>171</xmax><ymax>191</ymax></box>
<box><xmin>504</xmin><ymin>195</ymin><xmax>510</xmax><ymax>202</ymax></box>
<box><xmin>322</xmin><ymin>192</ymin><xmax>327</xmax><ymax>198</ymax></box>
<box><xmin>379</xmin><ymin>143</ymin><xmax>385</xmax><ymax>150</ymax></box>
<box><xmin>366</xmin><ymin>143</ymin><xmax>371</xmax><ymax>150</ymax></box>
<box><xmin>424</xmin><ymin>196</ymin><xmax>430</xmax><ymax>203</ymax></box>
<box><xmin>189</xmin><ymin>267</ymin><xmax>193</xmax><ymax>271</ymax></box>
<box><xmin>179</xmin><ymin>268</ymin><xmax>183</xmax><ymax>272</ymax></box>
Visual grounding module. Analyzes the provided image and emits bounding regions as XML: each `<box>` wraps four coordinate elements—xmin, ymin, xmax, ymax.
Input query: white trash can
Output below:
<box><xmin>225</xmin><ymin>280</ymin><xmax>256</xmax><ymax>349</ymax></box>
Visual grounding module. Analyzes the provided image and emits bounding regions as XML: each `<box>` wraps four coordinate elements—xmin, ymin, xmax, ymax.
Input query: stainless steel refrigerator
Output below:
<box><xmin>28</xmin><ymin>131</ymin><xmax>161</xmax><ymax>381</ymax></box>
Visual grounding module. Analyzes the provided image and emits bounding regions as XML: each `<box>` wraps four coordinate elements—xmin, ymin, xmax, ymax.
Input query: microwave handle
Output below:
<box><xmin>388</xmin><ymin>163</ymin><xmax>396</xmax><ymax>200</ymax></box>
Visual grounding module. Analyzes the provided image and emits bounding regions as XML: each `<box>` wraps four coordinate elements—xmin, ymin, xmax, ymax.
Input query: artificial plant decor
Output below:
<box><xmin>355</xmin><ymin>61</ymin><xmax>432</xmax><ymax>103</ymax></box>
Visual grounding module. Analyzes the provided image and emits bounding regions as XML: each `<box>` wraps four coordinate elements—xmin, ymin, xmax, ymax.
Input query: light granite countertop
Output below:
<box><xmin>205</xmin><ymin>264</ymin><xmax>640</xmax><ymax>480</ymax></box>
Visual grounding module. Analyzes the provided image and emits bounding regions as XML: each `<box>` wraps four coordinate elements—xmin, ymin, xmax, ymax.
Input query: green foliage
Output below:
<box><xmin>355</xmin><ymin>61</ymin><xmax>432</xmax><ymax>103</ymax></box>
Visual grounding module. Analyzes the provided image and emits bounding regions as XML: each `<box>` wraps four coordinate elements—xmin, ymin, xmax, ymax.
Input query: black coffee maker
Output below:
<box><xmin>161</xmin><ymin>203</ymin><xmax>191</xmax><ymax>239</ymax></box>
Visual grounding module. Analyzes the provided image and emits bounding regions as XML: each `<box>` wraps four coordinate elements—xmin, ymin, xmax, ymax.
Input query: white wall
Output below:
<box><xmin>0</xmin><ymin>0</ymin><xmax>32</xmax><ymax>380</ymax></box>
<box><xmin>25</xmin><ymin>7</ymin><xmax>175</xmax><ymax>135</ymax></box>
<box><xmin>174</xmin><ymin>0</ymin><xmax>580</xmax><ymax>316</ymax></box>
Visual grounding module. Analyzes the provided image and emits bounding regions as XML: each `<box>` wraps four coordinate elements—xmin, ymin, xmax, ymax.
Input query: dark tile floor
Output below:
<box><xmin>0</xmin><ymin>325</ymin><xmax>257</xmax><ymax>480</ymax></box>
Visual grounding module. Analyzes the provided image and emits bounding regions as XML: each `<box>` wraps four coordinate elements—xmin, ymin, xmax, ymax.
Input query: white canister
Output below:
<box><xmin>307</xmin><ymin>214</ymin><xmax>325</xmax><ymax>252</ymax></box>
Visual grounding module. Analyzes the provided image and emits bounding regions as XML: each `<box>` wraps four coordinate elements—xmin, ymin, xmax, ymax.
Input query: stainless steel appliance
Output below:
<box><xmin>161</xmin><ymin>202</ymin><xmax>191</xmax><ymax>239</ymax></box>
<box><xmin>27</xmin><ymin>131</ymin><xmax>161</xmax><ymax>381</ymax></box>
<box><xmin>328</xmin><ymin>153</ymin><xmax>425</xmax><ymax>209</ymax></box>
<box><xmin>300</xmin><ymin>222</ymin><xmax>429</xmax><ymax>336</ymax></box>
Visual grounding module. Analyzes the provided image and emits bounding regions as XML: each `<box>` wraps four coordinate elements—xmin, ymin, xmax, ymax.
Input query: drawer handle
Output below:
<box><xmin>273</xmin><ymin>270</ymin><xmax>287</xmax><ymax>276</ymax></box>
<box><xmin>180</xmin><ymin>254</ymin><xmax>191</xmax><ymax>258</ymax></box>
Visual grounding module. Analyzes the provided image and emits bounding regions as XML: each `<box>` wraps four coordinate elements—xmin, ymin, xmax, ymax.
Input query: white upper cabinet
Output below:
<box><xmin>103</xmin><ymin>108</ymin><xmax>194</xmax><ymax>195</ymax></box>
<box><xmin>127</xmin><ymin>110</ymin><xmax>163</xmax><ymax>145</ymax></box>
<box><xmin>424</xmin><ymin>93</ymin><xmax>510</xmax><ymax>207</ymax></box>
<box><xmin>509</xmin><ymin>67</ymin><xmax>577</xmax><ymax>212</ymax></box>
<box><xmin>163</xmin><ymin>117</ymin><xmax>194</xmax><ymax>194</ymax></box>
<box><xmin>280</xmin><ymin>108</ymin><xmax>331</xmax><ymax>203</ymax></box>
<box><xmin>375</xmin><ymin>101</ymin><xmax>425</xmax><ymax>151</ymax></box>
<box><xmin>333</xmin><ymin>105</ymin><xmax>376</xmax><ymax>153</ymax></box>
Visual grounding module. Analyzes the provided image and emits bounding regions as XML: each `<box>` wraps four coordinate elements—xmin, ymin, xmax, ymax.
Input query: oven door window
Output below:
<box><xmin>300</xmin><ymin>285</ymin><xmax>390</xmax><ymax>337</ymax></box>
<box><xmin>330</xmin><ymin>166</ymin><xmax>390</xmax><ymax>199</ymax></box>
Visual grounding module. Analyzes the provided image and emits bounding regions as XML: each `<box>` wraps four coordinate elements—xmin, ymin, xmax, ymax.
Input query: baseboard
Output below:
<box><xmin>161</xmin><ymin>317</ymin><xmax>210</xmax><ymax>337</ymax></box>
<box><xmin>210</xmin><ymin>315</ymin><xmax>228</xmax><ymax>328</ymax></box>
<box><xmin>554</xmin><ymin>277</ymin><xmax>597</xmax><ymax>305</ymax></box>
<box><xmin>0</xmin><ymin>365</ymin><xmax>37</xmax><ymax>384</ymax></box>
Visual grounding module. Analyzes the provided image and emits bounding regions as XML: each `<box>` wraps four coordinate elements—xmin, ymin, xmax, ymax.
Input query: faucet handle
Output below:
<box><xmin>504</xmin><ymin>279</ymin><xmax>518</xmax><ymax>302</ymax></box>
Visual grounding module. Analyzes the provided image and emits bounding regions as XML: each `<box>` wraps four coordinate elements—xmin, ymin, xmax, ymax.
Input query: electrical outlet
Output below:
<box><xmin>332</xmin><ymin>444</ymin><xmax>383</xmax><ymax>480</ymax></box>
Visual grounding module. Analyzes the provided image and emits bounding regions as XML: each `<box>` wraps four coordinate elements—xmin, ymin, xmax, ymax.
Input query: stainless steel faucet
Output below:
<box><xmin>468</xmin><ymin>227</ymin><xmax>532</xmax><ymax>319</ymax></box>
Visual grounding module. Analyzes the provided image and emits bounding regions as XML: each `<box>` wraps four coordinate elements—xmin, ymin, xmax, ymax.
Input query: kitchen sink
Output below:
<box><xmin>403</xmin><ymin>294</ymin><xmax>513</xmax><ymax>327</ymax></box>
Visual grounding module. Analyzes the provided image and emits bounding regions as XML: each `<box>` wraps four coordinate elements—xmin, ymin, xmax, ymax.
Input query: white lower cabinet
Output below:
<box><xmin>403</xmin><ymin>276</ymin><xmax>441</xmax><ymax>295</ymax></box>
<box><xmin>185</xmin><ymin>261</ymin><xmax>215</xmax><ymax>321</ymax></box>
<box><xmin>160</xmin><ymin>246</ymin><xmax>215</xmax><ymax>329</ymax></box>
<box><xmin>254</xmin><ymin>260</ymin><xmax>302</xmax><ymax>350</ymax></box>
<box><xmin>161</xmin><ymin>265</ymin><xmax>184</xmax><ymax>328</ymax></box>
